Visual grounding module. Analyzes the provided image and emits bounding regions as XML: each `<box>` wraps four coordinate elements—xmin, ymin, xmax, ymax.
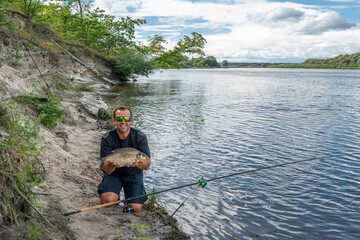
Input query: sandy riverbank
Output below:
<box><xmin>0</xmin><ymin>29</ymin><xmax>187</xmax><ymax>239</ymax></box>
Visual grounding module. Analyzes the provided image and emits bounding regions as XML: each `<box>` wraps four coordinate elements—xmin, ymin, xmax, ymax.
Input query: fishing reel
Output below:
<box><xmin>122</xmin><ymin>202</ymin><xmax>134</xmax><ymax>213</ymax></box>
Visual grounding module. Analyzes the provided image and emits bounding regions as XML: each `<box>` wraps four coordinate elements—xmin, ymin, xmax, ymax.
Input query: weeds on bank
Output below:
<box><xmin>26</xmin><ymin>221</ymin><xmax>45</xmax><ymax>240</ymax></box>
<box><xmin>15</xmin><ymin>94</ymin><xmax>66</xmax><ymax>128</ymax></box>
<box><xmin>0</xmin><ymin>43</ymin><xmax>23</xmax><ymax>69</ymax></box>
<box><xmin>81</xmin><ymin>84</ymin><xmax>94</xmax><ymax>91</ymax></box>
<box><xmin>146</xmin><ymin>186</ymin><xmax>167</xmax><ymax>215</ymax></box>
<box><xmin>116</xmin><ymin>223</ymin><xmax>151</xmax><ymax>240</ymax></box>
<box><xmin>147</xmin><ymin>186</ymin><xmax>159</xmax><ymax>210</ymax></box>
<box><xmin>131</xmin><ymin>223</ymin><xmax>151</xmax><ymax>240</ymax></box>
<box><xmin>0</xmin><ymin>101</ymin><xmax>60</xmax><ymax>238</ymax></box>
<box><xmin>0</xmin><ymin>102</ymin><xmax>45</xmax><ymax>224</ymax></box>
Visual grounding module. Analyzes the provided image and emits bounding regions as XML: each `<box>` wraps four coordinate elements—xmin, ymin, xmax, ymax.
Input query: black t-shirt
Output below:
<box><xmin>100</xmin><ymin>127</ymin><xmax>150</xmax><ymax>177</ymax></box>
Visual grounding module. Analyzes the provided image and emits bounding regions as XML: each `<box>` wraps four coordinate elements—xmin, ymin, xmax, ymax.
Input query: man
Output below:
<box><xmin>98</xmin><ymin>106</ymin><xmax>151</xmax><ymax>212</ymax></box>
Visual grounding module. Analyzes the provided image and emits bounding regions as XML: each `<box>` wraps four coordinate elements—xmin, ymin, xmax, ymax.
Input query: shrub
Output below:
<box><xmin>0</xmin><ymin>101</ymin><xmax>44</xmax><ymax>223</ymax></box>
<box><xmin>112</xmin><ymin>48</ymin><xmax>154</xmax><ymax>81</ymax></box>
<box><xmin>15</xmin><ymin>95</ymin><xmax>66</xmax><ymax>128</ymax></box>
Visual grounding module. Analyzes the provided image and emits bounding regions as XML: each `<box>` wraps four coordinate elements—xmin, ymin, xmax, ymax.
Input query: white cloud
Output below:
<box><xmin>266</xmin><ymin>7</ymin><xmax>304</xmax><ymax>22</ymax></box>
<box><xmin>298</xmin><ymin>12</ymin><xmax>357</xmax><ymax>35</ymax></box>
<box><xmin>93</xmin><ymin>0</ymin><xmax>360</xmax><ymax>62</ymax></box>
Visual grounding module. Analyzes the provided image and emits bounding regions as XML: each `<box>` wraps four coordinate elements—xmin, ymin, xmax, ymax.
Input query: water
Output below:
<box><xmin>102</xmin><ymin>68</ymin><xmax>360</xmax><ymax>239</ymax></box>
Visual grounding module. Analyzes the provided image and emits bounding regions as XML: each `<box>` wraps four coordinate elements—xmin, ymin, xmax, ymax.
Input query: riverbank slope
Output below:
<box><xmin>0</xmin><ymin>16</ymin><xmax>187</xmax><ymax>240</ymax></box>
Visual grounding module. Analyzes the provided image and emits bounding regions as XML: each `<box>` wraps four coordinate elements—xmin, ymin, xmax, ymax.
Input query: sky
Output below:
<box><xmin>93</xmin><ymin>0</ymin><xmax>360</xmax><ymax>63</ymax></box>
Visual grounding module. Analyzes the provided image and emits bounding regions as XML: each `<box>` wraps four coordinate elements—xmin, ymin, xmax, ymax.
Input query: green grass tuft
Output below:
<box><xmin>15</xmin><ymin>95</ymin><xmax>66</xmax><ymax>128</ymax></box>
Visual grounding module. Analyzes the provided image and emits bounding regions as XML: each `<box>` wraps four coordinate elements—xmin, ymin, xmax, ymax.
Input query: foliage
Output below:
<box><xmin>146</xmin><ymin>32</ymin><xmax>208</xmax><ymax>69</ymax></box>
<box><xmin>37</xmin><ymin>1</ymin><xmax>145</xmax><ymax>55</ymax></box>
<box><xmin>116</xmin><ymin>222</ymin><xmax>151</xmax><ymax>240</ymax></box>
<box><xmin>146</xmin><ymin>186</ymin><xmax>158</xmax><ymax>210</ymax></box>
<box><xmin>112</xmin><ymin>48</ymin><xmax>154</xmax><ymax>80</ymax></box>
<box><xmin>267</xmin><ymin>52</ymin><xmax>360</xmax><ymax>69</ymax></box>
<box><xmin>81</xmin><ymin>84</ymin><xmax>94</xmax><ymax>91</ymax></box>
<box><xmin>0</xmin><ymin>0</ymin><xmax>44</xmax><ymax>19</ymax></box>
<box><xmin>15</xmin><ymin>95</ymin><xmax>66</xmax><ymax>128</ymax></box>
<box><xmin>179</xmin><ymin>56</ymin><xmax>220</xmax><ymax>68</ymax></box>
<box><xmin>0</xmin><ymin>102</ymin><xmax>44</xmax><ymax>222</ymax></box>
<box><xmin>27</xmin><ymin>221</ymin><xmax>45</xmax><ymax>240</ymax></box>
<box><xmin>221</xmin><ymin>60</ymin><xmax>228</xmax><ymax>67</ymax></box>
<box><xmin>175</xmin><ymin>32</ymin><xmax>206</xmax><ymax>55</ymax></box>
<box><xmin>2</xmin><ymin>0</ymin><xmax>210</xmax><ymax>79</ymax></box>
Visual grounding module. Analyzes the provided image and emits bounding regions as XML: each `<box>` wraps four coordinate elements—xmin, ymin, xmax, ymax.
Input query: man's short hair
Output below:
<box><xmin>113</xmin><ymin>106</ymin><xmax>133</xmax><ymax>119</ymax></box>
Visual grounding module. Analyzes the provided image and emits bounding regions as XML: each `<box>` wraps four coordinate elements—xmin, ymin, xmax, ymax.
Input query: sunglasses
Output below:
<box><xmin>115</xmin><ymin>116</ymin><xmax>132</xmax><ymax>122</ymax></box>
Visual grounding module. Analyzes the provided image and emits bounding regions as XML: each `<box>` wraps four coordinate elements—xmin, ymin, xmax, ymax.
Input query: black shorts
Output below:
<box><xmin>97</xmin><ymin>172</ymin><xmax>148</xmax><ymax>204</ymax></box>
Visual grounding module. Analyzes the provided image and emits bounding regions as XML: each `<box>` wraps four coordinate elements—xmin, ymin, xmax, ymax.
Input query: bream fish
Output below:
<box><xmin>101</xmin><ymin>148</ymin><xmax>149</xmax><ymax>167</ymax></box>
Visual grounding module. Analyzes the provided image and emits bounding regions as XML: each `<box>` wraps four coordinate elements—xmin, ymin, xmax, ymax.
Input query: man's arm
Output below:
<box><xmin>135</xmin><ymin>130</ymin><xmax>151</xmax><ymax>170</ymax></box>
<box><xmin>99</xmin><ymin>136</ymin><xmax>117</xmax><ymax>174</ymax></box>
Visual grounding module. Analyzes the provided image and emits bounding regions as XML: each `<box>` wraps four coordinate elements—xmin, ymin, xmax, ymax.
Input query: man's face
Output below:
<box><xmin>112</xmin><ymin>109</ymin><xmax>133</xmax><ymax>135</ymax></box>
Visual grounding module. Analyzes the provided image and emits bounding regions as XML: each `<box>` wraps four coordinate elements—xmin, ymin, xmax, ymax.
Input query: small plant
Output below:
<box><xmin>81</xmin><ymin>84</ymin><xmax>94</xmax><ymax>92</ymax></box>
<box><xmin>0</xmin><ymin>101</ymin><xmax>45</xmax><ymax>224</ymax></box>
<box><xmin>27</xmin><ymin>221</ymin><xmax>44</xmax><ymax>240</ymax></box>
<box><xmin>145</xmin><ymin>186</ymin><xmax>167</xmax><ymax>214</ymax></box>
<box><xmin>147</xmin><ymin>186</ymin><xmax>158</xmax><ymax>210</ymax></box>
<box><xmin>97</xmin><ymin>108</ymin><xmax>112</xmax><ymax>120</ymax></box>
<box><xmin>57</xmin><ymin>81</ymin><xmax>69</xmax><ymax>90</ymax></box>
<box><xmin>15</xmin><ymin>94</ymin><xmax>66</xmax><ymax>128</ymax></box>
<box><xmin>116</xmin><ymin>223</ymin><xmax>151</xmax><ymax>240</ymax></box>
<box><xmin>131</xmin><ymin>223</ymin><xmax>151</xmax><ymax>240</ymax></box>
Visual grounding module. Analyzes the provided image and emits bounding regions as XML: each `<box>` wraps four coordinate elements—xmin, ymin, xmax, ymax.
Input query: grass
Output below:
<box><xmin>0</xmin><ymin>101</ymin><xmax>45</xmax><ymax>225</ymax></box>
<box><xmin>15</xmin><ymin>94</ymin><xmax>66</xmax><ymax>128</ymax></box>
<box><xmin>147</xmin><ymin>186</ymin><xmax>159</xmax><ymax>210</ymax></box>
<box><xmin>81</xmin><ymin>84</ymin><xmax>94</xmax><ymax>92</ymax></box>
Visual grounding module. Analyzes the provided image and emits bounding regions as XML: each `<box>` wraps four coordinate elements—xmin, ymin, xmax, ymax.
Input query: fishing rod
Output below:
<box><xmin>63</xmin><ymin>153</ymin><xmax>351</xmax><ymax>216</ymax></box>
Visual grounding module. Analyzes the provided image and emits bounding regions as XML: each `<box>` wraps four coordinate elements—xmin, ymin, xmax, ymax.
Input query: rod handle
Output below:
<box><xmin>64</xmin><ymin>210</ymin><xmax>81</xmax><ymax>216</ymax></box>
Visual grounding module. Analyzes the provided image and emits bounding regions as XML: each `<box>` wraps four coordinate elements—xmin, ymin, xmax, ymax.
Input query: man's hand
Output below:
<box><xmin>135</xmin><ymin>158</ymin><xmax>151</xmax><ymax>170</ymax></box>
<box><xmin>102</xmin><ymin>160</ymin><xmax>117</xmax><ymax>174</ymax></box>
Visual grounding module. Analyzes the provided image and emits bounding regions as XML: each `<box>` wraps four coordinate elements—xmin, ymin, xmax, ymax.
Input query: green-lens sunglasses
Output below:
<box><xmin>115</xmin><ymin>116</ymin><xmax>131</xmax><ymax>122</ymax></box>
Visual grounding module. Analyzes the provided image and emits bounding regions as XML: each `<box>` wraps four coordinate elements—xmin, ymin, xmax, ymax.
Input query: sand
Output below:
<box><xmin>0</xmin><ymin>38</ymin><xmax>187</xmax><ymax>239</ymax></box>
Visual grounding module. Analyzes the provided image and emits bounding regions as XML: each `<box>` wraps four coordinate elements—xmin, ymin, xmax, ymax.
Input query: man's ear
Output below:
<box><xmin>112</xmin><ymin>118</ymin><xmax>117</xmax><ymax>125</ymax></box>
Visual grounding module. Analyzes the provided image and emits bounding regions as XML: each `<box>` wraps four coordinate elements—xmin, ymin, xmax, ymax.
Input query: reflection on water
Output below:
<box><xmin>102</xmin><ymin>69</ymin><xmax>360</xmax><ymax>240</ymax></box>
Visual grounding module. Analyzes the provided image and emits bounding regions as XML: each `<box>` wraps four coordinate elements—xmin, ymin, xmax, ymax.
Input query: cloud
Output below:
<box><xmin>298</xmin><ymin>12</ymin><xmax>357</xmax><ymax>35</ymax></box>
<box><xmin>95</xmin><ymin>0</ymin><xmax>143</xmax><ymax>15</ymax></box>
<box><xmin>93</xmin><ymin>0</ymin><xmax>360</xmax><ymax>62</ymax></box>
<box><xmin>266</xmin><ymin>7</ymin><xmax>304</xmax><ymax>22</ymax></box>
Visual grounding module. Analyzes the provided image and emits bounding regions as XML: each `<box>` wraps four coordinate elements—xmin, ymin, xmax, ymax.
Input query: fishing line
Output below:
<box><xmin>124</xmin><ymin>153</ymin><xmax>346</xmax><ymax>203</ymax></box>
<box><xmin>63</xmin><ymin>152</ymin><xmax>358</xmax><ymax>216</ymax></box>
<box><xmin>170</xmin><ymin>183</ymin><xmax>201</xmax><ymax>217</ymax></box>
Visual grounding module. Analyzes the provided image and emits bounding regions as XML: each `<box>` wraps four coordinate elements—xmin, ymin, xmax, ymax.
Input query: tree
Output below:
<box><xmin>112</xmin><ymin>48</ymin><xmax>154</xmax><ymax>81</ymax></box>
<box><xmin>146</xmin><ymin>32</ymin><xmax>207</xmax><ymax>69</ymax></box>
<box><xmin>203</xmin><ymin>56</ymin><xmax>219</xmax><ymax>67</ymax></box>
<box><xmin>222</xmin><ymin>60</ymin><xmax>228</xmax><ymax>67</ymax></box>
<box><xmin>59</xmin><ymin>0</ymin><xmax>94</xmax><ymax>18</ymax></box>
<box><xmin>2</xmin><ymin>0</ymin><xmax>44</xmax><ymax>19</ymax></box>
<box><xmin>38</xmin><ymin>3</ymin><xmax>145</xmax><ymax>54</ymax></box>
<box><xmin>174</xmin><ymin>32</ymin><xmax>206</xmax><ymax>55</ymax></box>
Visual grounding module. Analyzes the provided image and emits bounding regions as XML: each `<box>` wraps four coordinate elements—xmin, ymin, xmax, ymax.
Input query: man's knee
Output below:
<box><xmin>129</xmin><ymin>203</ymin><xmax>143</xmax><ymax>212</ymax></box>
<box><xmin>100</xmin><ymin>192</ymin><xmax>119</xmax><ymax>204</ymax></box>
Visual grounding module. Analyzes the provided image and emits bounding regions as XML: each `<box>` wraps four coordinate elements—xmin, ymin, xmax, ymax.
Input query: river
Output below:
<box><xmin>101</xmin><ymin>68</ymin><xmax>360</xmax><ymax>240</ymax></box>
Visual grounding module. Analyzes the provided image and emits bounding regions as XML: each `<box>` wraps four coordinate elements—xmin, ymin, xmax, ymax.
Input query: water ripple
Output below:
<box><xmin>104</xmin><ymin>69</ymin><xmax>360</xmax><ymax>240</ymax></box>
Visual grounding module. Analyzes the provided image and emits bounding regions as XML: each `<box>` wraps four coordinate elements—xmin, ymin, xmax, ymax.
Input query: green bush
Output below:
<box><xmin>0</xmin><ymin>101</ymin><xmax>44</xmax><ymax>223</ymax></box>
<box><xmin>15</xmin><ymin>95</ymin><xmax>66</xmax><ymax>128</ymax></box>
<box><xmin>112</xmin><ymin>48</ymin><xmax>154</xmax><ymax>81</ymax></box>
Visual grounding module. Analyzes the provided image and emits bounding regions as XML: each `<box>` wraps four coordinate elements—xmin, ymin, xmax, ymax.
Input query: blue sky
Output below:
<box><xmin>94</xmin><ymin>0</ymin><xmax>360</xmax><ymax>63</ymax></box>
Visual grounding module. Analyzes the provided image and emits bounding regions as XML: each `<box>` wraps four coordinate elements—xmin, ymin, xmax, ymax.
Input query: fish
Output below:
<box><xmin>101</xmin><ymin>147</ymin><xmax>149</xmax><ymax>167</ymax></box>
